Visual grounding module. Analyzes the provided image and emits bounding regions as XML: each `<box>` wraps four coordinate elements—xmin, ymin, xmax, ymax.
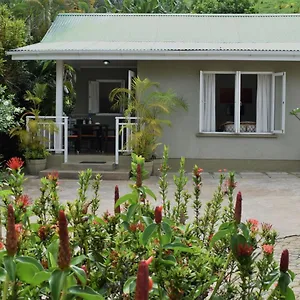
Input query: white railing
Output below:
<box><xmin>26</xmin><ymin>116</ymin><xmax>69</xmax><ymax>163</ymax></box>
<box><xmin>115</xmin><ymin>117</ymin><xmax>138</xmax><ymax>165</ymax></box>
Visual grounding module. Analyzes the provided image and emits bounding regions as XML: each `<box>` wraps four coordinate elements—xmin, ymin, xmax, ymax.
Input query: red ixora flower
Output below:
<box><xmin>261</xmin><ymin>223</ymin><xmax>272</xmax><ymax>232</ymax></box>
<box><xmin>6</xmin><ymin>157</ymin><xmax>24</xmax><ymax>170</ymax></box>
<box><xmin>262</xmin><ymin>244</ymin><xmax>274</xmax><ymax>255</ymax></box>
<box><xmin>47</xmin><ymin>171</ymin><xmax>59</xmax><ymax>181</ymax></box>
<box><xmin>280</xmin><ymin>249</ymin><xmax>289</xmax><ymax>272</ymax></box>
<box><xmin>0</xmin><ymin>242</ymin><xmax>4</xmax><ymax>250</ymax></box>
<box><xmin>237</xmin><ymin>243</ymin><xmax>253</xmax><ymax>257</ymax></box>
<box><xmin>154</xmin><ymin>206</ymin><xmax>163</xmax><ymax>224</ymax></box>
<box><xmin>17</xmin><ymin>195</ymin><xmax>31</xmax><ymax>207</ymax></box>
<box><xmin>15</xmin><ymin>224</ymin><xmax>23</xmax><ymax>240</ymax></box>
<box><xmin>193</xmin><ymin>167</ymin><xmax>203</xmax><ymax>177</ymax></box>
<box><xmin>247</xmin><ymin>219</ymin><xmax>259</xmax><ymax>232</ymax></box>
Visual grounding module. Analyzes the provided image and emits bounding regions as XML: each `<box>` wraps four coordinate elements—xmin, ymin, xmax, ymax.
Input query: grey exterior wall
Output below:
<box><xmin>138</xmin><ymin>60</ymin><xmax>300</xmax><ymax>160</ymax></box>
<box><xmin>73</xmin><ymin>68</ymin><xmax>136</xmax><ymax>129</ymax></box>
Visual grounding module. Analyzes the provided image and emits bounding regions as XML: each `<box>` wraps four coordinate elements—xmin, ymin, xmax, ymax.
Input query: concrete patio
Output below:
<box><xmin>23</xmin><ymin>171</ymin><xmax>300</xmax><ymax>237</ymax></box>
<box><xmin>23</xmin><ymin>171</ymin><xmax>300</xmax><ymax>294</ymax></box>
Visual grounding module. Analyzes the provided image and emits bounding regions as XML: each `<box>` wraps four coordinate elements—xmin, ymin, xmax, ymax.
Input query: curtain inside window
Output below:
<box><xmin>203</xmin><ymin>74</ymin><xmax>216</xmax><ymax>132</ymax></box>
<box><xmin>88</xmin><ymin>81</ymin><xmax>99</xmax><ymax>114</ymax></box>
<box><xmin>256</xmin><ymin>75</ymin><xmax>272</xmax><ymax>132</ymax></box>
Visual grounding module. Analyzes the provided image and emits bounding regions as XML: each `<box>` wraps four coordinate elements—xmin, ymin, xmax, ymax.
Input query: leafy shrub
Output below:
<box><xmin>0</xmin><ymin>85</ymin><xmax>24</xmax><ymax>134</ymax></box>
<box><xmin>0</xmin><ymin>150</ymin><xmax>295</xmax><ymax>299</ymax></box>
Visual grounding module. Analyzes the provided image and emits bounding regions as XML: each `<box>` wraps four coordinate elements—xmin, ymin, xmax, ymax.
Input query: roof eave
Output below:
<box><xmin>7</xmin><ymin>50</ymin><xmax>300</xmax><ymax>61</ymax></box>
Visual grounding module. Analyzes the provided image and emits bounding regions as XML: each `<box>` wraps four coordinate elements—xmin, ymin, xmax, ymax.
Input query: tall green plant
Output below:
<box><xmin>109</xmin><ymin>77</ymin><xmax>187</xmax><ymax>161</ymax></box>
<box><xmin>10</xmin><ymin>83</ymin><xmax>52</xmax><ymax>159</ymax></box>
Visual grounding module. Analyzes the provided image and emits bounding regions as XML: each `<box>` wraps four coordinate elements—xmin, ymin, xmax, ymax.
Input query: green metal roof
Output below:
<box><xmin>8</xmin><ymin>13</ymin><xmax>300</xmax><ymax>60</ymax></box>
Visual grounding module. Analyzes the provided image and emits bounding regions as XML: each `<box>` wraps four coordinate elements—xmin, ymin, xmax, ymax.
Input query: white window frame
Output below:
<box><xmin>199</xmin><ymin>71</ymin><xmax>286</xmax><ymax>135</ymax></box>
<box><xmin>88</xmin><ymin>79</ymin><xmax>125</xmax><ymax>116</ymax></box>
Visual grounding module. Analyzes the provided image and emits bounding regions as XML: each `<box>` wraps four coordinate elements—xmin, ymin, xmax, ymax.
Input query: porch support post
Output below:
<box><xmin>55</xmin><ymin>60</ymin><xmax>64</xmax><ymax>153</ymax></box>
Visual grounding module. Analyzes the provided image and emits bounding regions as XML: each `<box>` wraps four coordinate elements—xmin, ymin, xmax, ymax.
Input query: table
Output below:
<box><xmin>71</xmin><ymin>124</ymin><xmax>109</xmax><ymax>153</ymax></box>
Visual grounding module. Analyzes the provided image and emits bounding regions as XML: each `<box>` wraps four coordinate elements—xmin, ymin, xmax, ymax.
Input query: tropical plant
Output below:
<box><xmin>109</xmin><ymin>77</ymin><xmax>187</xmax><ymax>161</ymax></box>
<box><xmin>0</xmin><ymin>85</ymin><xmax>25</xmax><ymax>134</ymax></box>
<box><xmin>0</xmin><ymin>152</ymin><xmax>295</xmax><ymax>299</ymax></box>
<box><xmin>10</xmin><ymin>83</ymin><xmax>53</xmax><ymax>160</ymax></box>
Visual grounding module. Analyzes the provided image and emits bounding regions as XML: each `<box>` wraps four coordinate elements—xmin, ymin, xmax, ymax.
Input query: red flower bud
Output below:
<box><xmin>280</xmin><ymin>249</ymin><xmax>289</xmax><ymax>272</ymax></box>
<box><xmin>154</xmin><ymin>206</ymin><xmax>163</xmax><ymax>224</ymax></box>
<box><xmin>234</xmin><ymin>192</ymin><xmax>242</xmax><ymax>224</ymax></box>
<box><xmin>145</xmin><ymin>256</ymin><xmax>153</xmax><ymax>266</ymax></box>
<box><xmin>58</xmin><ymin>210</ymin><xmax>71</xmax><ymax>270</ymax></box>
<box><xmin>148</xmin><ymin>277</ymin><xmax>153</xmax><ymax>291</ymax></box>
<box><xmin>135</xmin><ymin>260</ymin><xmax>149</xmax><ymax>300</ymax></box>
<box><xmin>6</xmin><ymin>204</ymin><xmax>18</xmax><ymax>256</ymax></box>
<box><xmin>136</xmin><ymin>164</ymin><xmax>142</xmax><ymax>188</ymax></box>
<box><xmin>114</xmin><ymin>185</ymin><xmax>120</xmax><ymax>214</ymax></box>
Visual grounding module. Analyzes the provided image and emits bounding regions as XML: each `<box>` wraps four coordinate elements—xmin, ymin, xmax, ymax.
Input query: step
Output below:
<box><xmin>39</xmin><ymin>169</ymin><xmax>130</xmax><ymax>180</ymax></box>
<box><xmin>61</xmin><ymin>162</ymin><xmax>117</xmax><ymax>171</ymax></box>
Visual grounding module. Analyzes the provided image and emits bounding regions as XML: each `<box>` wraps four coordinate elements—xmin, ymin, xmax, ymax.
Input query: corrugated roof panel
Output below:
<box><xmin>13</xmin><ymin>41</ymin><xmax>300</xmax><ymax>52</ymax></box>
<box><xmin>40</xmin><ymin>14</ymin><xmax>300</xmax><ymax>44</ymax></box>
<box><xmin>9</xmin><ymin>13</ymin><xmax>300</xmax><ymax>55</ymax></box>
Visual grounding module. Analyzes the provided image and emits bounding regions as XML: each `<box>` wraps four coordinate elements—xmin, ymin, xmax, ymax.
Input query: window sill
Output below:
<box><xmin>196</xmin><ymin>132</ymin><xmax>278</xmax><ymax>138</ymax></box>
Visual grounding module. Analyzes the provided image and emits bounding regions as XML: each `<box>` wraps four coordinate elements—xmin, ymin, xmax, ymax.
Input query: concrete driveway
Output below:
<box><xmin>23</xmin><ymin>171</ymin><xmax>300</xmax><ymax>238</ymax></box>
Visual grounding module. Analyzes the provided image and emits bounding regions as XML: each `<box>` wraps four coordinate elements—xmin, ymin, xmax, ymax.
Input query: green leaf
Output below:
<box><xmin>163</xmin><ymin>243</ymin><xmax>194</xmax><ymax>253</ymax></box>
<box><xmin>123</xmin><ymin>276</ymin><xmax>136</xmax><ymax>294</ymax></box>
<box><xmin>31</xmin><ymin>271</ymin><xmax>51</xmax><ymax>286</ymax></box>
<box><xmin>68</xmin><ymin>286</ymin><xmax>104</xmax><ymax>300</ymax></box>
<box><xmin>3</xmin><ymin>255</ymin><xmax>16</xmax><ymax>281</ymax></box>
<box><xmin>162</xmin><ymin>222</ymin><xmax>172</xmax><ymax>236</ymax></box>
<box><xmin>142</xmin><ymin>223</ymin><xmax>158</xmax><ymax>245</ymax></box>
<box><xmin>264</xmin><ymin>270</ymin><xmax>280</xmax><ymax>290</ymax></box>
<box><xmin>16</xmin><ymin>256</ymin><xmax>44</xmax><ymax>271</ymax></box>
<box><xmin>70</xmin><ymin>265</ymin><xmax>87</xmax><ymax>286</ymax></box>
<box><xmin>142</xmin><ymin>216</ymin><xmax>153</xmax><ymax>226</ymax></box>
<box><xmin>47</xmin><ymin>239</ymin><xmax>59</xmax><ymax>268</ymax></box>
<box><xmin>210</xmin><ymin>230</ymin><xmax>229</xmax><ymax>247</ymax></box>
<box><xmin>122</xmin><ymin>221</ymin><xmax>130</xmax><ymax>231</ymax></box>
<box><xmin>16</xmin><ymin>262</ymin><xmax>39</xmax><ymax>284</ymax></box>
<box><xmin>144</xmin><ymin>187</ymin><xmax>156</xmax><ymax>200</ymax></box>
<box><xmin>71</xmin><ymin>255</ymin><xmax>87</xmax><ymax>266</ymax></box>
<box><xmin>93</xmin><ymin>217</ymin><xmax>106</xmax><ymax>226</ymax></box>
<box><xmin>288</xmin><ymin>269</ymin><xmax>296</xmax><ymax>281</ymax></box>
<box><xmin>160</xmin><ymin>258</ymin><xmax>176</xmax><ymax>266</ymax></box>
<box><xmin>238</xmin><ymin>223</ymin><xmax>250</xmax><ymax>241</ymax></box>
<box><xmin>126</xmin><ymin>204</ymin><xmax>138</xmax><ymax>223</ymax></box>
<box><xmin>278</xmin><ymin>272</ymin><xmax>291</xmax><ymax>295</ymax></box>
<box><xmin>285</xmin><ymin>287</ymin><xmax>295</xmax><ymax>300</ymax></box>
<box><xmin>115</xmin><ymin>193</ymin><xmax>137</xmax><ymax>208</ymax></box>
<box><xmin>0</xmin><ymin>267</ymin><xmax>7</xmax><ymax>282</ymax></box>
<box><xmin>49</xmin><ymin>269</ymin><xmax>67</xmax><ymax>300</ymax></box>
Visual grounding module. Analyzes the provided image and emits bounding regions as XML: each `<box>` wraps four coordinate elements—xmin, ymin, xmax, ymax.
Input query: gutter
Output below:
<box><xmin>6</xmin><ymin>49</ymin><xmax>300</xmax><ymax>61</ymax></box>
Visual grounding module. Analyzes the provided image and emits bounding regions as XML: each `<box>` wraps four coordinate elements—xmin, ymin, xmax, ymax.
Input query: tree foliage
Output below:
<box><xmin>191</xmin><ymin>0</ymin><xmax>257</xmax><ymax>14</ymax></box>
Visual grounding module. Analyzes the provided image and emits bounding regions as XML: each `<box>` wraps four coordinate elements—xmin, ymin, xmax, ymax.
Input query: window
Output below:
<box><xmin>88</xmin><ymin>80</ymin><xmax>124</xmax><ymax>114</ymax></box>
<box><xmin>199</xmin><ymin>71</ymin><xmax>286</xmax><ymax>134</ymax></box>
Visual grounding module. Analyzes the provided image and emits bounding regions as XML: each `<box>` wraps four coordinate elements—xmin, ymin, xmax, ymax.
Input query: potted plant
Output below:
<box><xmin>10</xmin><ymin>83</ymin><xmax>53</xmax><ymax>175</ymax></box>
<box><xmin>109</xmin><ymin>77</ymin><xmax>187</xmax><ymax>174</ymax></box>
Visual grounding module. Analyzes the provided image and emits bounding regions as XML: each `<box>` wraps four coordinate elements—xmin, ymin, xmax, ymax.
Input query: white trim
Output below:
<box><xmin>96</xmin><ymin>79</ymin><xmax>125</xmax><ymax>83</ymax></box>
<box><xmin>234</xmin><ymin>71</ymin><xmax>241</xmax><ymax>133</ymax></box>
<box><xmin>8</xmin><ymin>50</ymin><xmax>300</xmax><ymax>62</ymax></box>
<box><xmin>202</xmin><ymin>71</ymin><xmax>236</xmax><ymax>74</ymax></box>
<box><xmin>55</xmin><ymin>60</ymin><xmax>64</xmax><ymax>153</ymax></box>
<box><xmin>199</xmin><ymin>70</ymin><xmax>286</xmax><ymax>136</ymax></box>
<box><xmin>199</xmin><ymin>71</ymin><xmax>204</xmax><ymax>132</ymax></box>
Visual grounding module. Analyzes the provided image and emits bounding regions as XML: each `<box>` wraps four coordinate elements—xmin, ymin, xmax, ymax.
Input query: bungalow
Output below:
<box><xmin>8</xmin><ymin>13</ymin><xmax>300</xmax><ymax>172</ymax></box>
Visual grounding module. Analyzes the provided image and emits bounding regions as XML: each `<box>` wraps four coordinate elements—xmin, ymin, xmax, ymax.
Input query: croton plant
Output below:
<box><xmin>0</xmin><ymin>150</ymin><xmax>295</xmax><ymax>299</ymax></box>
